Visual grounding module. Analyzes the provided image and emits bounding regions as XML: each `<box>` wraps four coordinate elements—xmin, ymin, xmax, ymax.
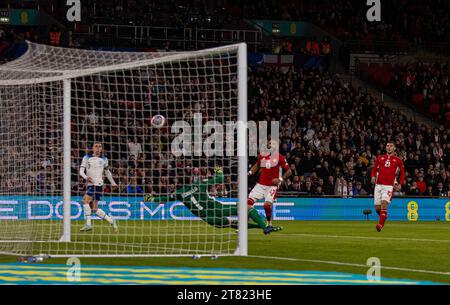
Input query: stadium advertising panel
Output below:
<box><xmin>0</xmin><ymin>196</ymin><xmax>448</xmax><ymax>222</ymax></box>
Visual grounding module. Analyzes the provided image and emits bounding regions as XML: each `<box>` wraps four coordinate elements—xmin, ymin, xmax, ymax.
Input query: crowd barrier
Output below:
<box><xmin>0</xmin><ymin>196</ymin><xmax>448</xmax><ymax>222</ymax></box>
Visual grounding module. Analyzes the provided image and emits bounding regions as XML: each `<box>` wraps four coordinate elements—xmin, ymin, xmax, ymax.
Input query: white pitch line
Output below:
<box><xmin>248</xmin><ymin>255</ymin><xmax>450</xmax><ymax>276</ymax></box>
<box><xmin>250</xmin><ymin>232</ymin><xmax>450</xmax><ymax>243</ymax></box>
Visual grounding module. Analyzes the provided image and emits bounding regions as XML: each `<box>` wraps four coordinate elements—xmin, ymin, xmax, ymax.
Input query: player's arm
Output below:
<box><xmin>104</xmin><ymin>159</ymin><xmax>118</xmax><ymax>187</ymax></box>
<box><xmin>79</xmin><ymin>156</ymin><xmax>92</xmax><ymax>183</ymax></box>
<box><xmin>144</xmin><ymin>193</ymin><xmax>177</xmax><ymax>203</ymax></box>
<box><xmin>144</xmin><ymin>184</ymin><xmax>189</xmax><ymax>203</ymax></box>
<box><xmin>370</xmin><ymin>156</ymin><xmax>379</xmax><ymax>184</ymax></box>
<box><xmin>395</xmin><ymin>159</ymin><xmax>406</xmax><ymax>191</ymax></box>
<box><xmin>274</xmin><ymin>156</ymin><xmax>291</xmax><ymax>185</ymax></box>
<box><xmin>281</xmin><ymin>155</ymin><xmax>292</xmax><ymax>181</ymax></box>
<box><xmin>206</xmin><ymin>166</ymin><xmax>225</xmax><ymax>185</ymax></box>
<box><xmin>248</xmin><ymin>157</ymin><xmax>260</xmax><ymax>176</ymax></box>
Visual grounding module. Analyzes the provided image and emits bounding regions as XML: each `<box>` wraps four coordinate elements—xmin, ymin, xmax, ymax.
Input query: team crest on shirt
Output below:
<box><xmin>260</xmin><ymin>157</ymin><xmax>279</xmax><ymax>169</ymax></box>
<box><xmin>88</xmin><ymin>157</ymin><xmax>105</xmax><ymax>168</ymax></box>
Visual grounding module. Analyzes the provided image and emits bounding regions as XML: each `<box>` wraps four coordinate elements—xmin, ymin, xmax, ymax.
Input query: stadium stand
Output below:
<box><xmin>1</xmin><ymin>1</ymin><xmax>449</xmax><ymax>199</ymax></box>
<box><xmin>247</xmin><ymin>66</ymin><xmax>450</xmax><ymax>197</ymax></box>
<box><xmin>358</xmin><ymin>60</ymin><xmax>450</xmax><ymax>126</ymax></box>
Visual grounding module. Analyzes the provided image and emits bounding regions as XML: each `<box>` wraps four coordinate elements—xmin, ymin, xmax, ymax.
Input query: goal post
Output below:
<box><xmin>236</xmin><ymin>43</ymin><xmax>248</xmax><ymax>256</ymax></box>
<box><xmin>61</xmin><ymin>78</ymin><xmax>71</xmax><ymax>243</ymax></box>
<box><xmin>0</xmin><ymin>41</ymin><xmax>248</xmax><ymax>257</ymax></box>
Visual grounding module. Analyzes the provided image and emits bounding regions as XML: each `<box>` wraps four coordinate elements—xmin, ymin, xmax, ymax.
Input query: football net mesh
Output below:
<box><xmin>0</xmin><ymin>42</ymin><xmax>244</xmax><ymax>257</ymax></box>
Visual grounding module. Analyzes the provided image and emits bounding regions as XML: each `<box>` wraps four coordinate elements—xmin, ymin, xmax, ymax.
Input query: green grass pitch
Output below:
<box><xmin>0</xmin><ymin>221</ymin><xmax>449</xmax><ymax>284</ymax></box>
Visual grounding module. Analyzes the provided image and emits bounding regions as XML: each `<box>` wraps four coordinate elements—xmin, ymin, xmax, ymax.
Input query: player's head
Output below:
<box><xmin>268</xmin><ymin>139</ymin><xmax>279</xmax><ymax>152</ymax></box>
<box><xmin>386</xmin><ymin>142</ymin><xmax>396</xmax><ymax>154</ymax></box>
<box><xmin>92</xmin><ymin>142</ymin><xmax>103</xmax><ymax>155</ymax></box>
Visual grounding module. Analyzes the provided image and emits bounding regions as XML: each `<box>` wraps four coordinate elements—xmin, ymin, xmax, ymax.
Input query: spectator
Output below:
<box><xmin>434</xmin><ymin>182</ymin><xmax>446</xmax><ymax>197</ymax></box>
<box><xmin>407</xmin><ymin>182</ymin><xmax>420</xmax><ymax>196</ymax></box>
<box><xmin>127</xmin><ymin>137</ymin><xmax>143</xmax><ymax>159</ymax></box>
<box><xmin>416</xmin><ymin>176</ymin><xmax>427</xmax><ymax>194</ymax></box>
<box><xmin>125</xmin><ymin>177</ymin><xmax>144</xmax><ymax>194</ymax></box>
<box><xmin>353</xmin><ymin>181</ymin><xmax>368</xmax><ymax>196</ymax></box>
<box><xmin>301</xmin><ymin>178</ymin><xmax>315</xmax><ymax>194</ymax></box>
<box><xmin>324</xmin><ymin>175</ymin><xmax>335</xmax><ymax>195</ymax></box>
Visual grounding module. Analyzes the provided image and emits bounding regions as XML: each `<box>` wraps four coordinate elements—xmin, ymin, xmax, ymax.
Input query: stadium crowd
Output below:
<box><xmin>3</xmin><ymin>0</ymin><xmax>450</xmax><ymax>53</ymax></box>
<box><xmin>1</xmin><ymin>1</ymin><xmax>450</xmax><ymax>198</ymax></box>
<box><xmin>247</xmin><ymin>66</ymin><xmax>450</xmax><ymax>197</ymax></box>
<box><xmin>241</xmin><ymin>0</ymin><xmax>450</xmax><ymax>48</ymax></box>
<box><xmin>358</xmin><ymin>59</ymin><xmax>450</xmax><ymax>125</ymax></box>
<box><xmin>57</xmin><ymin>65</ymin><xmax>450</xmax><ymax>198</ymax></box>
<box><xmin>388</xmin><ymin>61</ymin><xmax>450</xmax><ymax>124</ymax></box>
<box><xmin>2</xmin><ymin>57</ymin><xmax>449</xmax><ymax>198</ymax></box>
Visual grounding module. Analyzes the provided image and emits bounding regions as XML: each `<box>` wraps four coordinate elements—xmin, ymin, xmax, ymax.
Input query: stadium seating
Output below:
<box><xmin>247</xmin><ymin>66</ymin><xmax>450</xmax><ymax>197</ymax></box>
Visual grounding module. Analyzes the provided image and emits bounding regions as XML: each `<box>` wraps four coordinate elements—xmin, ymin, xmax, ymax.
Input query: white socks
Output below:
<box><xmin>95</xmin><ymin>208</ymin><xmax>113</xmax><ymax>225</ymax></box>
<box><xmin>83</xmin><ymin>204</ymin><xmax>92</xmax><ymax>226</ymax></box>
<box><xmin>83</xmin><ymin>205</ymin><xmax>113</xmax><ymax>225</ymax></box>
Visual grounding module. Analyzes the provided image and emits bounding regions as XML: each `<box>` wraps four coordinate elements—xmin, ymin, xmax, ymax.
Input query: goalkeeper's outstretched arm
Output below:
<box><xmin>144</xmin><ymin>167</ymin><xmax>225</xmax><ymax>203</ymax></box>
<box><xmin>205</xmin><ymin>166</ymin><xmax>225</xmax><ymax>185</ymax></box>
<box><xmin>144</xmin><ymin>193</ymin><xmax>178</xmax><ymax>203</ymax></box>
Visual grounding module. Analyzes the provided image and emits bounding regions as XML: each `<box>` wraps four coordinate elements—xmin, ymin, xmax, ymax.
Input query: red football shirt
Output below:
<box><xmin>257</xmin><ymin>153</ymin><xmax>290</xmax><ymax>186</ymax></box>
<box><xmin>371</xmin><ymin>154</ymin><xmax>405</xmax><ymax>186</ymax></box>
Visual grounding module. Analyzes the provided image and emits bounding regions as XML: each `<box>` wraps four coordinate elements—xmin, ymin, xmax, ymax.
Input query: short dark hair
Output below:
<box><xmin>387</xmin><ymin>141</ymin><xmax>396</xmax><ymax>147</ymax></box>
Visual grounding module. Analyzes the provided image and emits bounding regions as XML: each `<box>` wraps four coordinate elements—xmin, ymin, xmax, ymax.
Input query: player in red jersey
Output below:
<box><xmin>248</xmin><ymin>139</ymin><xmax>292</xmax><ymax>229</ymax></box>
<box><xmin>370</xmin><ymin>142</ymin><xmax>405</xmax><ymax>232</ymax></box>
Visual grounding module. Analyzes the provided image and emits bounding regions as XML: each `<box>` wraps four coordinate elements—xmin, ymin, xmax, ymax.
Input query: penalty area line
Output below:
<box><xmin>247</xmin><ymin>255</ymin><xmax>450</xmax><ymax>276</ymax></box>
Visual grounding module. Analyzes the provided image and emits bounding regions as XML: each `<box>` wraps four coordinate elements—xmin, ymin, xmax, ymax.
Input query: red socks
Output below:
<box><xmin>378</xmin><ymin>209</ymin><xmax>387</xmax><ymax>227</ymax></box>
<box><xmin>264</xmin><ymin>202</ymin><xmax>272</xmax><ymax>223</ymax></box>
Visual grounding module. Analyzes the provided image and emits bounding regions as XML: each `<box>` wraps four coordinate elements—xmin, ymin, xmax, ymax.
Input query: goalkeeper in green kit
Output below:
<box><xmin>144</xmin><ymin>167</ymin><xmax>282</xmax><ymax>235</ymax></box>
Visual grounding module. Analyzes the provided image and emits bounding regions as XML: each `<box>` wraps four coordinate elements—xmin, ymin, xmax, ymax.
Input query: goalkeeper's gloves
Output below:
<box><xmin>214</xmin><ymin>166</ymin><xmax>223</xmax><ymax>174</ymax></box>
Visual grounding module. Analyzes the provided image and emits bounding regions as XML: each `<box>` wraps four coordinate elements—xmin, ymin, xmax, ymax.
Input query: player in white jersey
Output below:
<box><xmin>79</xmin><ymin>143</ymin><xmax>119</xmax><ymax>232</ymax></box>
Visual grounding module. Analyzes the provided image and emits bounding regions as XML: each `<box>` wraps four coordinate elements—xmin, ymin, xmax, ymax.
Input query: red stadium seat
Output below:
<box><xmin>368</xmin><ymin>63</ymin><xmax>381</xmax><ymax>82</ymax></box>
<box><xmin>412</xmin><ymin>94</ymin><xmax>424</xmax><ymax>107</ymax></box>
<box><xmin>358</xmin><ymin>62</ymin><xmax>369</xmax><ymax>75</ymax></box>
<box><xmin>429</xmin><ymin>103</ymin><xmax>440</xmax><ymax>115</ymax></box>
<box><xmin>382</xmin><ymin>63</ymin><xmax>392</xmax><ymax>72</ymax></box>
<box><xmin>381</xmin><ymin>72</ymin><xmax>393</xmax><ymax>87</ymax></box>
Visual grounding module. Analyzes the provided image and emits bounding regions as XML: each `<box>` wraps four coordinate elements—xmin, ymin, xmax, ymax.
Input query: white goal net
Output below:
<box><xmin>0</xmin><ymin>42</ymin><xmax>248</xmax><ymax>257</ymax></box>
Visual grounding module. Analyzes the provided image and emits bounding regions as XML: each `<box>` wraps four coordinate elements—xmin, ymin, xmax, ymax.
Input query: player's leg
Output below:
<box><xmin>247</xmin><ymin>183</ymin><xmax>264</xmax><ymax>209</ymax></box>
<box><xmin>90</xmin><ymin>187</ymin><xmax>118</xmax><ymax>232</ymax></box>
<box><xmin>376</xmin><ymin>185</ymin><xmax>393</xmax><ymax>232</ymax></box>
<box><xmin>210</xmin><ymin>201</ymin><xmax>261</xmax><ymax>229</ymax></box>
<box><xmin>80</xmin><ymin>188</ymin><xmax>94</xmax><ymax>231</ymax></box>
<box><xmin>247</xmin><ymin>185</ymin><xmax>270</xmax><ymax>228</ymax></box>
<box><xmin>204</xmin><ymin>216</ymin><xmax>261</xmax><ymax>229</ymax></box>
<box><xmin>204</xmin><ymin>216</ymin><xmax>228</xmax><ymax>228</ymax></box>
<box><xmin>247</xmin><ymin>208</ymin><xmax>281</xmax><ymax>234</ymax></box>
<box><xmin>247</xmin><ymin>184</ymin><xmax>268</xmax><ymax>228</ymax></box>
<box><xmin>247</xmin><ymin>184</ymin><xmax>280</xmax><ymax>234</ymax></box>
<box><xmin>375</xmin><ymin>205</ymin><xmax>381</xmax><ymax>215</ymax></box>
<box><xmin>263</xmin><ymin>186</ymin><xmax>278</xmax><ymax>227</ymax></box>
<box><xmin>373</xmin><ymin>184</ymin><xmax>382</xmax><ymax>231</ymax></box>
<box><xmin>229</xmin><ymin>219</ymin><xmax>261</xmax><ymax>229</ymax></box>
<box><xmin>374</xmin><ymin>184</ymin><xmax>382</xmax><ymax>215</ymax></box>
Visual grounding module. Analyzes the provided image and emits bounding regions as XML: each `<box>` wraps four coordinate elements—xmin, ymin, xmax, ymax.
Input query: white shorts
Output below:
<box><xmin>248</xmin><ymin>183</ymin><xmax>278</xmax><ymax>203</ymax></box>
<box><xmin>374</xmin><ymin>184</ymin><xmax>394</xmax><ymax>206</ymax></box>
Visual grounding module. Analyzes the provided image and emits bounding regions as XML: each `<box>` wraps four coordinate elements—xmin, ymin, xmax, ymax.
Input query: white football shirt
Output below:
<box><xmin>80</xmin><ymin>154</ymin><xmax>110</xmax><ymax>186</ymax></box>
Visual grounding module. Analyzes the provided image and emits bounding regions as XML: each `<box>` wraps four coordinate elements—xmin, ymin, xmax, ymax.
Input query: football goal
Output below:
<box><xmin>0</xmin><ymin>41</ymin><xmax>248</xmax><ymax>257</ymax></box>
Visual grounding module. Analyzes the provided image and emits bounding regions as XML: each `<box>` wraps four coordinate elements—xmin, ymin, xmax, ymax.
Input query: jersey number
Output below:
<box><xmin>384</xmin><ymin>160</ymin><xmax>390</xmax><ymax>167</ymax></box>
<box><xmin>190</xmin><ymin>196</ymin><xmax>203</xmax><ymax>211</ymax></box>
